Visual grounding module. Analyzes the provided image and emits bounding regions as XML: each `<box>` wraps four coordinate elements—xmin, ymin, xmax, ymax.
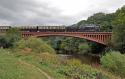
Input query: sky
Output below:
<box><xmin>0</xmin><ymin>0</ymin><xmax>125</xmax><ymax>25</ymax></box>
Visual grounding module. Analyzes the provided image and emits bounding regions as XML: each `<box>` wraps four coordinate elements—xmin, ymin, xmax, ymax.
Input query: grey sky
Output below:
<box><xmin>0</xmin><ymin>0</ymin><xmax>125</xmax><ymax>25</ymax></box>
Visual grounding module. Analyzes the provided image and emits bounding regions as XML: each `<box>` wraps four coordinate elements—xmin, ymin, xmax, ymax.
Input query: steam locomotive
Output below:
<box><xmin>0</xmin><ymin>25</ymin><xmax>100</xmax><ymax>32</ymax></box>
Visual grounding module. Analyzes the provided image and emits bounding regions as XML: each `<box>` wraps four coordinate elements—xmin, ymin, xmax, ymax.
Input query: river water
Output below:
<box><xmin>58</xmin><ymin>54</ymin><xmax>100</xmax><ymax>66</ymax></box>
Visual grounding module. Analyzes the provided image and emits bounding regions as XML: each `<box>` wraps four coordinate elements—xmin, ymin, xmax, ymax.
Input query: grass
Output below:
<box><xmin>18</xmin><ymin>53</ymin><xmax>119</xmax><ymax>79</ymax></box>
<box><xmin>18</xmin><ymin>53</ymin><xmax>66</xmax><ymax>79</ymax></box>
<box><xmin>0</xmin><ymin>49</ymin><xmax>122</xmax><ymax>79</ymax></box>
<box><xmin>0</xmin><ymin>49</ymin><xmax>48</xmax><ymax>79</ymax></box>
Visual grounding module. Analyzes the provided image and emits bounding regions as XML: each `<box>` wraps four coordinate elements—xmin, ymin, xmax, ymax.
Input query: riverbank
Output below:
<box><xmin>0</xmin><ymin>49</ymin><xmax>120</xmax><ymax>79</ymax></box>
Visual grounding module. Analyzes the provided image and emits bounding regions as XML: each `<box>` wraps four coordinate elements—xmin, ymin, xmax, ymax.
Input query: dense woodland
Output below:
<box><xmin>0</xmin><ymin>5</ymin><xmax>125</xmax><ymax>79</ymax></box>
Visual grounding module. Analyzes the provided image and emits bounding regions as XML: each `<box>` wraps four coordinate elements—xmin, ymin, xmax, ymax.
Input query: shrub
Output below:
<box><xmin>15</xmin><ymin>37</ymin><xmax>55</xmax><ymax>54</ymax></box>
<box><xmin>0</xmin><ymin>36</ymin><xmax>9</xmax><ymax>48</ymax></box>
<box><xmin>101</xmin><ymin>51</ymin><xmax>125</xmax><ymax>77</ymax></box>
<box><xmin>6</xmin><ymin>28</ymin><xmax>21</xmax><ymax>48</ymax></box>
<box><xmin>58</xmin><ymin>59</ymin><xmax>109</xmax><ymax>79</ymax></box>
<box><xmin>39</xmin><ymin>53</ymin><xmax>61</xmax><ymax>66</ymax></box>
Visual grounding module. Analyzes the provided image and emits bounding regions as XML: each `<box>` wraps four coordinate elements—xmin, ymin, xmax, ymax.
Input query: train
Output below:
<box><xmin>66</xmin><ymin>25</ymin><xmax>100</xmax><ymax>32</ymax></box>
<box><xmin>0</xmin><ymin>25</ymin><xmax>100</xmax><ymax>32</ymax></box>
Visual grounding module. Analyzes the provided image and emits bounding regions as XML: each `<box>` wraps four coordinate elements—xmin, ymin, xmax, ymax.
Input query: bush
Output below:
<box><xmin>58</xmin><ymin>59</ymin><xmax>110</xmax><ymax>79</ymax></box>
<box><xmin>0</xmin><ymin>36</ymin><xmax>9</xmax><ymax>48</ymax></box>
<box><xmin>101</xmin><ymin>51</ymin><xmax>125</xmax><ymax>77</ymax></box>
<box><xmin>6</xmin><ymin>28</ymin><xmax>21</xmax><ymax>48</ymax></box>
<box><xmin>15</xmin><ymin>37</ymin><xmax>55</xmax><ymax>54</ymax></box>
<box><xmin>39</xmin><ymin>53</ymin><xmax>61</xmax><ymax>66</ymax></box>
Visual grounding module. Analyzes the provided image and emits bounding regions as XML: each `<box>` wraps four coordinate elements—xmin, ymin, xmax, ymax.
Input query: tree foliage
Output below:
<box><xmin>6</xmin><ymin>27</ymin><xmax>21</xmax><ymax>42</ymax></box>
<box><xmin>60</xmin><ymin>38</ymin><xmax>79</xmax><ymax>54</ymax></box>
<box><xmin>112</xmin><ymin>6</ymin><xmax>125</xmax><ymax>26</ymax></box>
<box><xmin>59</xmin><ymin>59</ymin><xmax>111</xmax><ymax>79</ymax></box>
<box><xmin>111</xmin><ymin>6</ymin><xmax>125</xmax><ymax>53</ymax></box>
<box><xmin>76</xmin><ymin>12</ymin><xmax>114</xmax><ymax>32</ymax></box>
<box><xmin>0</xmin><ymin>36</ymin><xmax>9</xmax><ymax>48</ymax></box>
<box><xmin>0</xmin><ymin>28</ymin><xmax>21</xmax><ymax>48</ymax></box>
<box><xmin>15</xmin><ymin>37</ymin><xmax>55</xmax><ymax>53</ymax></box>
<box><xmin>78</xmin><ymin>43</ymin><xmax>91</xmax><ymax>54</ymax></box>
<box><xmin>60</xmin><ymin>37</ymin><xmax>90</xmax><ymax>54</ymax></box>
<box><xmin>101</xmin><ymin>51</ymin><xmax>125</xmax><ymax>77</ymax></box>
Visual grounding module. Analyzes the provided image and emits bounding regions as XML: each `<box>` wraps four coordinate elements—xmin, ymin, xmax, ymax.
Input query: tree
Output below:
<box><xmin>111</xmin><ymin>25</ymin><xmax>125</xmax><ymax>52</ymax></box>
<box><xmin>87</xmin><ymin>12</ymin><xmax>114</xmax><ymax>31</ymax></box>
<box><xmin>60</xmin><ymin>37</ymin><xmax>79</xmax><ymax>54</ymax></box>
<box><xmin>0</xmin><ymin>36</ymin><xmax>9</xmax><ymax>48</ymax></box>
<box><xmin>112</xmin><ymin>6</ymin><xmax>125</xmax><ymax>26</ymax></box>
<box><xmin>0</xmin><ymin>28</ymin><xmax>21</xmax><ymax>48</ymax></box>
<box><xmin>16</xmin><ymin>37</ymin><xmax>55</xmax><ymax>53</ymax></box>
<box><xmin>101</xmin><ymin>51</ymin><xmax>125</xmax><ymax>77</ymax></box>
<box><xmin>76</xmin><ymin>12</ymin><xmax>114</xmax><ymax>32</ymax></box>
<box><xmin>78</xmin><ymin>43</ymin><xmax>91</xmax><ymax>54</ymax></box>
<box><xmin>77</xmin><ymin>20</ymin><xmax>87</xmax><ymax>26</ymax></box>
<box><xmin>6</xmin><ymin>28</ymin><xmax>21</xmax><ymax>42</ymax></box>
<box><xmin>5</xmin><ymin>27</ymin><xmax>21</xmax><ymax>47</ymax></box>
<box><xmin>111</xmin><ymin>5</ymin><xmax>125</xmax><ymax>53</ymax></box>
<box><xmin>60</xmin><ymin>37</ymin><xmax>86</xmax><ymax>54</ymax></box>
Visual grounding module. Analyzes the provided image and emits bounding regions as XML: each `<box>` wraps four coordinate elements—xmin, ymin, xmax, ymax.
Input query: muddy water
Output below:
<box><xmin>58</xmin><ymin>54</ymin><xmax>100</xmax><ymax>66</ymax></box>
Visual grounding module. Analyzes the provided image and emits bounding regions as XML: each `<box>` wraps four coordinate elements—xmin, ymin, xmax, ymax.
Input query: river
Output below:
<box><xmin>57</xmin><ymin>54</ymin><xmax>100</xmax><ymax>67</ymax></box>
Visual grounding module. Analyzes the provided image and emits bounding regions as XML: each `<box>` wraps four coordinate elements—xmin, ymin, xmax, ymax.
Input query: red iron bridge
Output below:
<box><xmin>0</xmin><ymin>26</ymin><xmax>112</xmax><ymax>45</ymax></box>
<box><xmin>22</xmin><ymin>32</ymin><xmax>112</xmax><ymax>45</ymax></box>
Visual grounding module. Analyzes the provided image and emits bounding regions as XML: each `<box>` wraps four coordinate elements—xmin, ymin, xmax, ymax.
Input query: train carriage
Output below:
<box><xmin>0</xmin><ymin>26</ymin><xmax>11</xmax><ymax>32</ymax></box>
<box><xmin>38</xmin><ymin>26</ymin><xmax>66</xmax><ymax>32</ymax></box>
<box><xmin>19</xmin><ymin>26</ymin><xmax>37</xmax><ymax>32</ymax></box>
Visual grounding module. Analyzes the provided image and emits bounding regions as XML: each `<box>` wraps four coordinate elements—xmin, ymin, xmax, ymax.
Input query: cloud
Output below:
<box><xmin>0</xmin><ymin>0</ymin><xmax>74</xmax><ymax>25</ymax></box>
<box><xmin>0</xmin><ymin>0</ymin><xmax>124</xmax><ymax>25</ymax></box>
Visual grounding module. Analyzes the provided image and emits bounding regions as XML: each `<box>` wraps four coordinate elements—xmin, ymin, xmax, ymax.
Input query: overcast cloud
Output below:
<box><xmin>0</xmin><ymin>0</ymin><xmax>125</xmax><ymax>25</ymax></box>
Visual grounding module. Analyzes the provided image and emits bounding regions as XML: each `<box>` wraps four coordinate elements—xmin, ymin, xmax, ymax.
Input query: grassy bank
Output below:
<box><xmin>0</xmin><ymin>47</ymin><xmax>123</xmax><ymax>79</ymax></box>
<box><xmin>0</xmin><ymin>49</ymin><xmax>48</xmax><ymax>79</ymax></box>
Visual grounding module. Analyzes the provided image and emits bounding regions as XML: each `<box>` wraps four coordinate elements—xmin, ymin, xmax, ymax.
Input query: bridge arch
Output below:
<box><xmin>22</xmin><ymin>32</ymin><xmax>112</xmax><ymax>45</ymax></box>
<box><xmin>36</xmin><ymin>34</ymin><xmax>104</xmax><ymax>45</ymax></box>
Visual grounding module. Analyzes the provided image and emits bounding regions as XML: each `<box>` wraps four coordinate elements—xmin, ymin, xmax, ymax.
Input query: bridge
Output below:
<box><xmin>0</xmin><ymin>26</ymin><xmax>112</xmax><ymax>45</ymax></box>
<box><xmin>21</xmin><ymin>32</ymin><xmax>112</xmax><ymax>45</ymax></box>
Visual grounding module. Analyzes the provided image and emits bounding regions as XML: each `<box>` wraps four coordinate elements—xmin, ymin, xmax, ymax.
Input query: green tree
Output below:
<box><xmin>77</xmin><ymin>20</ymin><xmax>88</xmax><ymax>27</ymax></box>
<box><xmin>16</xmin><ymin>37</ymin><xmax>55</xmax><ymax>53</ymax></box>
<box><xmin>101</xmin><ymin>51</ymin><xmax>125</xmax><ymax>77</ymax></box>
<box><xmin>87</xmin><ymin>42</ymin><xmax>106</xmax><ymax>54</ymax></box>
<box><xmin>60</xmin><ymin>37</ymin><xmax>86</xmax><ymax>54</ymax></box>
<box><xmin>112</xmin><ymin>6</ymin><xmax>125</xmax><ymax>26</ymax></box>
<box><xmin>76</xmin><ymin>12</ymin><xmax>114</xmax><ymax>32</ymax></box>
<box><xmin>78</xmin><ymin>43</ymin><xmax>91</xmax><ymax>54</ymax></box>
<box><xmin>111</xmin><ymin>5</ymin><xmax>125</xmax><ymax>53</ymax></box>
<box><xmin>60</xmin><ymin>37</ymin><xmax>79</xmax><ymax>54</ymax></box>
<box><xmin>0</xmin><ymin>36</ymin><xmax>9</xmax><ymax>48</ymax></box>
<box><xmin>87</xmin><ymin>12</ymin><xmax>114</xmax><ymax>31</ymax></box>
<box><xmin>5</xmin><ymin>27</ymin><xmax>21</xmax><ymax>47</ymax></box>
<box><xmin>0</xmin><ymin>28</ymin><xmax>21</xmax><ymax>48</ymax></box>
